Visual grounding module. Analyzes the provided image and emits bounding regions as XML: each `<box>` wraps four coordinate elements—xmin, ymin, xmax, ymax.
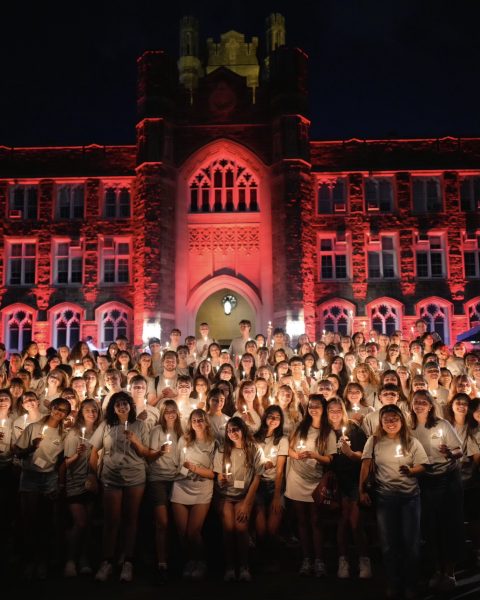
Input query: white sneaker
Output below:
<box><xmin>337</xmin><ymin>556</ymin><xmax>349</xmax><ymax>579</ymax></box>
<box><xmin>314</xmin><ymin>559</ymin><xmax>327</xmax><ymax>578</ymax></box>
<box><xmin>119</xmin><ymin>561</ymin><xmax>133</xmax><ymax>583</ymax></box>
<box><xmin>191</xmin><ymin>561</ymin><xmax>207</xmax><ymax>580</ymax></box>
<box><xmin>299</xmin><ymin>557</ymin><xmax>312</xmax><ymax>576</ymax></box>
<box><xmin>64</xmin><ymin>560</ymin><xmax>77</xmax><ymax>578</ymax></box>
<box><xmin>238</xmin><ymin>566</ymin><xmax>252</xmax><ymax>582</ymax></box>
<box><xmin>95</xmin><ymin>561</ymin><xmax>113</xmax><ymax>582</ymax></box>
<box><xmin>359</xmin><ymin>556</ymin><xmax>372</xmax><ymax>579</ymax></box>
<box><xmin>224</xmin><ymin>568</ymin><xmax>236</xmax><ymax>582</ymax></box>
<box><xmin>182</xmin><ymin>560</ymin><xmax>195</xmax><ymax>580</ymax></box>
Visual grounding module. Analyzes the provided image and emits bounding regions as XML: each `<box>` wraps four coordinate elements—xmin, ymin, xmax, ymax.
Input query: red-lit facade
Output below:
<box><xmin>1</xmin><ymin>15</ymin><xmax>480</xmax><ymax>351</ymax></box>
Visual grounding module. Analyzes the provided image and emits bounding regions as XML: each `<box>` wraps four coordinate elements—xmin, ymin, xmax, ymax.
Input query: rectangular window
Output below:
<box><xmin>102</xmin><ymin>238</ymin><xmax>131</xmax><ymax>284</ymax></box>
<box><xmin>7</xmin><ymin>242</ymin><xmax>36</xmax><ymax>285</ymax></box>
<box><xmin>318</xmin><ymin>236</ymin><xmax>348</xmax><ymax>280</ymax></box>
<box><xmin>460</xmin><ymin>176</ymin><xmax>480</xmax><ymax>212</ymax></box>
<box><xmin>415</xmin><ymin>233</ymin><xmax>445</xmax><ymax>279</ymax></box>
<box><xmin>9</xmin><ymin>184</ymin><xmax>38</xmax><ymax>219</ymax></box>
<box><xmin>412</xmin><ymin>177</ymin><xmax>442</xmax><ymax>213</ymax></box>
<box><xmin>317</xmin><ymin>178</ymin><xmax>347</xmax><ymax>214</ymax></box>
<box><xmin>365</xmin><ymin>177</ymin><xmax>394</xmax><ymax>212</ymax></box>
<box><xmin>463</xmin><ymin>234</ymin><xmax>480</xmax><ymax>278</ymax></box>
<box><xmin>104</xmin><ymin>186</ymin><xmax>131</xmax><ymax>218</ymax></box>
<box><xmin>368</xmin><ymin>235</ymin><xmax>397</xmax><ymax>279</ymax></box>
<box><xmin>57</xmin><ymin>184</ymin><xmax>84</xmax><ymax>219</ymax></box>
<box><xmin>53</xmin><ymin>240</ymin><xmax>83</xmax><ymax>285</ymax></box>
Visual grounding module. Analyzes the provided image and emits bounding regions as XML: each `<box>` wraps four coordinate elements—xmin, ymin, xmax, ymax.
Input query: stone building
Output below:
<box><xmin>1</xmin><ymin>13</ymin><xmax>480</xmax><ymax>351</ymax></box>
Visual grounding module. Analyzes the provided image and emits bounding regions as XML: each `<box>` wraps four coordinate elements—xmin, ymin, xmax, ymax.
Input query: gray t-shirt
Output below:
<box><xmin>147</xmin><ymin>426</ymin><xmax>180</xmax><ymax>482</ymax></box>
<box><xmin>362</xmin><ymin>435</ymin><xmax>429</xmax><ymax>495</ymax></box>
<box><xmin>64</xmin><ymin>428</ymin><xmax>94</xmax><ymax>497</ymax></box>
<box><xmin>90</xmin><ymin>420</ymin><xmax>149</xmax><ymax>487</ymax></box>
<box><xmin>213</xmin><ymin>445</ymin><xmax>264</xmax><ymax>499</ymax></box>
<box><xmin>16</xmin><ymin>421</ymin><xmax>66</xmax><ymax>472</ymax></box>
<box><xmin>410</xmin><ymin>419</ymin><xmax>463</xmax><ymax>476</ymax></box>
<box><xmin>258</xmin><ymin>435</ymin><xmax>289</xmax><ymax>482</ymax></box>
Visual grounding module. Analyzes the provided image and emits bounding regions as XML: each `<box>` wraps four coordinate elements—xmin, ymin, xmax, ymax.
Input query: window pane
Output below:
<box><xmin>117</xmin><ymin>243</ymin><xmax>129</xmax><ymax>255</ymax></box>
<box><xmin>335</xmin><ymin>255</ymin><xmax>347</xmax><ymax>279</ymax></box>
<box><xmin>431</xmin><ymin>254</ymin><xmax>443</xmax><ymax>277</ymax></box>
<box><xmin>368</xmin><ymin>252</ymin><xmax>381</xmax><ymax>278</ymax></box>
<box><xmin>416</xmin><ymin>252</ymin><xmax>428</xmax><ymax>277</ymax></box>
<box><xmin>71</xmin><ymin>258</ymin><xmax>82</xmax><ymax>283</ymax></box>
<box><xmin>57</xmin><ymin>259</ymin><xmax>69</xmax><ymax>283</ymax></box>
<box><xmin>383</xmin><ymin>253</ymin><xmax>395</xmax><ymax>278</ymax></box>
<box><xmin>321</xmin><ymin>256</ymin><xmax>333</xmax><ymax>279</ymax></box>
<box><xmin>104</xmin><ymin>259</ymin><xmax>115</xmax><ymax>282</ymax></box>
<box><xmin>465</xmin><ymin>252</ymin><xmax>477</xmax><ymax>277</ymax></box>
<box><xmin>117</xmin><ymin>259</ymin><xmax>129</xmax><ymax>282</ymax></box>
<box><xmin>24</xmin><ymin>259</ymin><xmax>35</xmax><ymax>284</ymax></box>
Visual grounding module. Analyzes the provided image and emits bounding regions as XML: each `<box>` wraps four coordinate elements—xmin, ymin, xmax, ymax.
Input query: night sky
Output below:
<box><xmin>1</xmin><ymin>0</ymin><xmax>479</xmax><ymax>147</ymax></box>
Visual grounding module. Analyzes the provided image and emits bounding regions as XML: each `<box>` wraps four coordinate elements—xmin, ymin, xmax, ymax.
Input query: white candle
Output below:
<box><xmin>394</xmin><ymin>444</ymin><xmax>403</xmax><ymax>458</ymax></box>
<box><xmin>269</xmin><ymin>395</ymin><xmax>275</xmax><ymax>405</ymax></box>
<box><xmin>165</xmin><ymin>379</ymin><xmax>171</xmax><ymax>388</ymax></box>
<box><xmin>124</xmin><ymin>420</ymin><xmax>128</xmax><ymax>431</ymax></box>
<box><xmin>0</xmin><ymin>419</ymin><xmax>5</xmax><ymax>428</ymax></box>
<box><xmin>352</xmin><ymin>404</ymin><xmax>361</xmax><ymax>413</ymax></box>
<box><xmin>41</xmin><ymin>425</ymin><xmax>48</xmax><ymax>437</ymax></box>
<box><xmin>126</xmin><ymin>383</ymin><xmax>131</xmax><ymax>392</ymax></box>
<box><xmin>225</xmin><ymin>462</ymin><xmax>231</xmax><ymax>476</ymax></box>
<box><xmin>341</xmin><ymin>426</ymin><xmax>346</xmax><ymax>437</ymax></box>
<box><xmin>242</xmin><ymin>404</ymin><xmax>248</xmax><ymax>414</ymax></box>
<box><xmin>270</xmin><ymin>447</ymin><xmax>278</xmax><ymax>459</ymax></box>
<box><xmin>297</xmin><ymin>439</ymin><xmax>306</xmax><ymax>451</ymax></box>
<box><xmin>165</xmin><ymin>433</ymin><xmax>172</xmax><ymax>446</ymax></box>
<box><xmin>81</xmin><ymin>427</ymin><xmax>86</xmax><ymax>441</ymax></box>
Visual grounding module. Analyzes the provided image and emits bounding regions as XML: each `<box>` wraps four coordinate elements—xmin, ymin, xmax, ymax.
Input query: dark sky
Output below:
<box><xmin>1</xmin><ymin>0</ymin><xmax>478</xmax><ymax>146</ymax></box>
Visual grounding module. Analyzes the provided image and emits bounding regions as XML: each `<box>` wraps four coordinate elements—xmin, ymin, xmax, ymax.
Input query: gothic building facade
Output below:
<box><xmin>1</xmin><ymin>14</ymin><xmax>480</xmax><ymax>351</ymax></box>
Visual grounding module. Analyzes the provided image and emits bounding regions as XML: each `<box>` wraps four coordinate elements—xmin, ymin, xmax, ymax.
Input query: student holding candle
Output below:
<box><xmin>253</xmin><ymin>405</ymin><xmax>288</xmax><ymax>570</ymax></box>
<box><xmin>359</xmin><ymin>404</ymin><xmax>428</xmax><ymax>599</ymax></box>
<box><xmin>285</xmin><ymin>394</ymin><xmax>337</xmax><ymax>577</ymax></box>
<box><xmin>409</xmin><ymin>389</ymin><xmax>464</xmax><ymax>593</ymax></box>
<box><xmin>326</xmin><ymin>398</ymin><xmax>370</xmax><ymax>579</ymax></box>
<box><xmin>343</xmin><ymin>382</ymin><xmax>374</xmax><ymax>425</ymax></box>
<box><xmin>89</xmin><ymin>392</ymin><xmax>149</xmax><ymax>583</ymax></box>
<box><xmin>171</xmin><ymin>409</ymin><xmax>215</xmax><ymax>580</ymax></box>
<box><xmin>275</xmin><ymin>384</ymin><xmax>301</xmax><ymax>436</ymax></box>
<box><xmin>205</xmin><ymin>388</ymin><xmax>230</xmax><ymax>444</ymax></box>
<box><xmin>214</xmin><ymin>416</ymin><xmax>264</xmax><ymax>582</ymax></box>
<box><xmin>13</xmin><ymin>391</ymin><xmax>43</xmax><ymax>441</ymax></box>
<box><xmin>14</xmin><ymin>397</ymin><xmax>72</xmax><ymax>579</ymax></box>
<box><xmin>63</xmin><ymin>399</ymin><xmax>102</xmax><ymax>577</ymax></box>
<box><xmin>147</xmin><ymin>399</ymin><xmax>183</xmax><ymax>583</ymax></box>
<box><xmin>233</xmin><ymin>380</ymin><xmax>262</xmax><ymax>433</ymax></box>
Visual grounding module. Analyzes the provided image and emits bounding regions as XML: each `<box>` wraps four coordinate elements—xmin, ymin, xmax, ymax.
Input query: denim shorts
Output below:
<box><xmin>19</xmin><ymin>469</ymin><xmax>58</xmax><ymax>495</ymax></box>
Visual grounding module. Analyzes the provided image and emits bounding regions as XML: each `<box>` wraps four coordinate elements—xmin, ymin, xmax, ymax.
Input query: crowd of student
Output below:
<box><xmin>0</xmin><ymin>318</ymin><xmax>479</xmax><ymax>600</ymax></box>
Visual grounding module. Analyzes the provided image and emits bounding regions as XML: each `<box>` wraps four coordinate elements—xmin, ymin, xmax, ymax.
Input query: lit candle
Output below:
<box><xmin>410</xmin><ymin>326</ymin><xmax>415</xmax><ymax>335</ymax></box>
<box><xmin>269</xmin><ymin>394</ymin><xmax>275</xmax><ymax>405</ymax></box>
<box><xmin>0</xmin><ymin>419</ymin><xmax>5</xmax><ymax>428</ymax></box>
<box><xmin>124</xmin><ymin>420</ymin><xmax>128</xmax><ymax>431</ymax></box>
<box><xmin>341</xmin><ymin>426</ymin><xmax>346</xmax><ymax>438</ymax></box>
<box><xmin>180</xmin><ymin>447</ymin><xmax>189</xmax><ymax>475</ymax></box>
<box><xmin>319</xmin><ymin>368</ymin><xmax>324</xmax><ymax>379</ymax></box>
<box><xmin>23</xmin><ymin>414</ymin><xmax>28</xmax><ymax>428</ymax></box>
<box><xmin>417</xmin><ymin>368</ymin><xmax>421</xmax><ymax>375</ymax></box>
<box><xmin>378</xmin><ymin>361</ymin><xmax>383</xmax><ymax>370</ymax></box>
<box><xmin>126</xmin><ymin>383</ymin><xmax>131</xmax><ymax>393</ymax></box>
<box><xmin>242</xmin><ymin>404</ymin><xmax>248</xmax><ymax>414</ymax></box>
<box><xmin>394</xmin><ymin>444</ymin><xmax>403</xmax><ymax>458</ymax></box>
<box><xmin>41</xmin><ymin>425</ymin><xmax>48</xmax><ymax>437</ymax></box>
<box><xmin>352</xmin><ymin>404</ymin><xmax>361</xmax><ymax>413</ymax></box>
<box><xmin>165</xmin><ymin>379</ymin><xmax>171</xmax><ymax>388</ymax></box>
<box><xmin>165</xmin><ymin>433</ymin><xmax>172</xmax><ymax>446</ymax></box>
<box><xmin>296</xmin><ymin>439</ymin><xmax>306</xmax><ymax>451</ymax></box>
<box><xmin>294</xmin><ymin>349</ymin><xmax>298</xmax><ymax>355</ymax></box>
<box><xmin>81</xmin><ymin>427</ymin><xmax>86</xmax><ymax>441</ymax></box>
<box><xmin>225</xmin><ymin>462</ymin><xmax>231</xmax><ymax>477</ymax></box>
<box><xmin>349</xmin><ymin>374</ymin><xmax>353</xmax><ymax>382</ymax></box>
<box><xmin>270</xmin><ymin>447</ymin><xmax>278</xmax><ymax>459</ymax></box>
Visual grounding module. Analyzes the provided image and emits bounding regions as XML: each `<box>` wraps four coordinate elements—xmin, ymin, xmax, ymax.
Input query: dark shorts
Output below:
<box><xmin>66</xmin><ymin>491</ymin><xmax>96</xmax><ymax>505</ymax></box>
<box><xmin>19</xmin><ymin>469</ymin><xmax>58</xmax><ymax>495</ymax></box>
<box><xmin>148</xmin><ymin>480</ymin><xmax>174</xmax><ymax>507</ymax></box>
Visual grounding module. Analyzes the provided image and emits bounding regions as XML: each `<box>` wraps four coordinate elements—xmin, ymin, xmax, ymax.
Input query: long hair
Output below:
<box><xmin>223</xmin><ymin>416</ymin><xmax>257</xmax><ymax>470</ymax></box>
<box><xmin>276</xmin><ymin>384</ymin><xmax>300</xmax><ymax>422</ymax></box>
<box><xmin>48</xmin><ymin>397</ymin><xmax>72</xmax><ymax>435</ymax></box>
<box><xmin>254</xmin><ymin>405</ymin><xmax>284</xmax><ymax>445</ymax></box>
<box><xmin>184</xmin><ymin>408</ymin><xmax>214</xmax><ymax>446</ymax></box>
<box><xmin>236</xmin><ymin>379</ymin><xmax>261</xmax><ymax>414</ymax></box>
<box><xmin>375</xmin><ymin>404</ymin><xmax>412</xmax><ymax>453</ymax></box>
<box><xmin>291</xmin><ymin>394</ymin><xmax>331</xmax><ymax>454</ymax></box>
<box><xmin>467</xmin><ymin>398</ymin><xmax>480</xmax><ymax>438</ymax></box>
<box><xmin>326</xmin><ymin>397</ymin><xmax>350</xmax><ymax>430</ymax></box>
<box><xmin>73</xmin><ymin>399</ymin><xmax>102</xmax><ymax>433</ymax></box>
<box><xmin>409</xmin><ymin>390</ymin><xmax>439</xmax><ymax>429</ymax></box>
<box><xmin>445</xmin><ymin>392</ymin><xmax>471</xmax><ymax>426</ymax></box>
<box><xmin>206</xmin><ymin>387</ymin><xmax>226</xmax><ymax>412</ymax></box>
<box><xmin>214</xmin><ymin>363</ymin><xmax>238</xmax><ymax>389</ymax></box>
<box><xmin>158</xmin><ymin>399</ymin><xmax>183</xmax><ymax>438</ymax></box>
<box><xmin>0</xmin><ymin>388</ymin><xmax>13</xmax><ymax>416</ymax></box>
<box><xmin>343</xmin><ymin>382</ymin><xmax>369</xmax><ymax>410</ymax></box>
<box><xmin>105</xmin><ymin>391</ymin><xmax>136</xmax><ymax>426</ymax></box>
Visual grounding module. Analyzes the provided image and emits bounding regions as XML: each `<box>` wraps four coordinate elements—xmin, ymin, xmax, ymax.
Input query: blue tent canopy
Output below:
<box><xmin>457</xmin><ymin>325</ymin><xmax>480</xmax><ymax>343</ymax></box>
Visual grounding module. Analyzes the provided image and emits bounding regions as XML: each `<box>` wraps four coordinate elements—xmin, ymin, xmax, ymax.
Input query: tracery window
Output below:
<box><xmin>52</xmin><ymin>307</ymin><xmax>81</xmax><ymax>348</ymax></box>
<box><xmin>189</xmin><ymin>159</ymin><xmax>258</xmax><ymax>213</ymax></box>
<box><xmin>4</xmin><ymin>306</ymin><xmax>33</xmax><ymax>353</ymax></box>
<box><xmin>369</xmin><ymin>302</ymin><xmax>400</xmax><ymax>336</ymax></box>
<box><xmin>320</xmin><ymin>303</ymin><xmax>350</xmax><ymax>335</ymax></box>
<box><xmin>418</xmin><ymin>300</ymin><xmax>449</xmax><ymax>344</ymax></box>
<box><xmin>98</xmin><ymin>304</ymin><xmax>130</xmax><ymax>346</ymax></box>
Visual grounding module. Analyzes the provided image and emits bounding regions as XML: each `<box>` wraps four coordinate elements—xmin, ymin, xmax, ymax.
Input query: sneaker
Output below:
<box><xmin>191</xmin><ymin>560</ymin><xmax>207</xmax><ymax>581</ymax></box>
<box><xmin>183</xmin><ymin>560</ymin><xmax>196</xmax><ymax>580</ymax></box>
<box><xmin>224</xmin><ymin>568</ymin><xmax>236</xmax><ymax>582</ymax></box>
<box><xmin>78</xmin><ymin>557</ymin><xmax>92</xmax><ymax>576</ymax></box>
<box><xmin>337</xmin><ymin>556</ymin><xmax>349</xmax><ymax>579</ymax></box>
<box><xmin>358</xmin><ymin>556</ymin><xmax>372</xmax><ymax>579</ymax></box>
<box><xmin>428</xmin><ymin>571</ymin><xmax>443</xmax><ymax>590</ymax></box>
<box><xmin>238</xmin><ymin>566</ymin><xmax>252</xmax><ymax>582</ymax></box>
<box><xmin>313</xmin><ymin>559</ymin><xmax>327</xmax><ymax>578</ymax></box>
<box><xmin>155</xmin><ymin>564</ymin><xmax>168</xmax><ymax>585</ymax></box>
<box><xmin>95</xmin><ymin>560</ymin><xmax>113</xmax><ymax>582</ymax></box>
<box><xmin>64</xmin><ymin>560</ymin><xmax>77</xmax><ymax>578</ymax></box>
<box><xmin>119</xmin><ymin>560</ymin><xmax>133</xmax><ymax>583</ymax></box>
<box><xmin>299</xmin><ymin>557</ymin><xmax>312</xmax><ymax>576</ymax></box>
<box><xmin>437</xmin><ymin>574</ymin><xmax>456</xmax><ymax>592</ymax></box>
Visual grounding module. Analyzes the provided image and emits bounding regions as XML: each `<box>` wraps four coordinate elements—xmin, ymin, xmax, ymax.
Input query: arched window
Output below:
<box><xmin>97</xmin><ymin>303</ymin><xmax>131</xmax><ymax>347</ymax></box>
<box><xmin>319</xmin><ymin>303</ymin><xmax>351</xmax><ymax>335</ymax></box>
<box><xmin>189</xmin><ymin>159</ymin><xmax>258</xmax><ymax>213</ymax></box>
<box><xmin>466</xmin><ymin>298</ymin><xmax>480</xmax><ymax>327</ymax></box>
<box><xmin>369</xmin><ymin>302</ymin><xmax>400</xmax><ymax>336</ymax></box>
<box><xmin>3</xmin><ymin>306</ymin><xmax>33</xmax><ymax>353</ymax></box>
<box><xmin>418</xmin><ymin>299</ymin><xmax>450</xmax><ymax>344</ymax></box>
<box><xmin>52</xmin><ymin>306</ymin><xmax>81</xmax><ymax>348</ymax></box>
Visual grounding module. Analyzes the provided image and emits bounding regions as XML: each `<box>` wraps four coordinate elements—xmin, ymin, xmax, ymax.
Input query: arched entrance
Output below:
<box><xmin>196</xmin><ymin>288</ymin><xmax>256</xmax><ymax>346</ymax></box>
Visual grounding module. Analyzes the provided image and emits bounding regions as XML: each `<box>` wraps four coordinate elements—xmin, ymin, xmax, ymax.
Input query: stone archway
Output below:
<box><xmin>195</xmin><ymin>288</ymin><xmax>256</xmax><ymax>346</ymax></box>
